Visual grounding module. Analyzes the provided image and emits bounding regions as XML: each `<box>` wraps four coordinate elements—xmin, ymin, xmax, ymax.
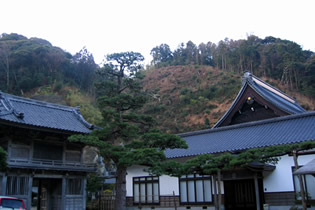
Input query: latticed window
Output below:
<box><xmin>6</xmin><ymin>176</ymin><xmax>29</xmax><ymax>195</ymax></box>
<box><xmin>66</xmin><ymin>144</ymin><xmax>82</xmax><ymax>163</ymax></box>
<box><xmin>133</xmin><ymin>176</ymin><xmax>159</xmax><ymax>204</ymax></box>
<box><xmin>179</xmin><ymin>174</ymin><xmax>212</xmax><ymax>204</ymax></box>
<box><xmin>10</xmin><ymin>139</ymin><xmax>30</xmax><ymax>160</ymax></box>
<box><xmin>66</xmin><ymin>178</ymin><xmax>82</xmax><ymax>195</ymax></box>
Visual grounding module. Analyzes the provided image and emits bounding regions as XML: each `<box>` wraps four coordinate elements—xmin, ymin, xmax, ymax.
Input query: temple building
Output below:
<box><xmin>126</xmin><ymin>72</ymin><xmax>315</xmax><ymax>210</ymax></box>
<box><xmin>0</xmin><ymin>91</ymin><xmax>96</xmax><ymax>210</ymax></box>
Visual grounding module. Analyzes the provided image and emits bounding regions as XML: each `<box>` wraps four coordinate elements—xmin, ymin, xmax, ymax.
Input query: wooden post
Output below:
<box><xmin>212</xmin><ymin>175</ymin><xmax>218</xmax><ymax>210</ymax></box>
<box><xmin>1</xmin><ymin>174</ymin><xmax>7</xmax><ymax>195</ymax></box>
<box><xmin>293</xmin><ymin>150</ymin><xmax>307</xmax><ymax>210</ymax></box>
<box><xmin>173</xmin><ymin>191</ymin><xmax>177</xmax><ymax>210</ymax></box>
<box><xmin>61</xmin><ymin>177</ymin><xmax>66</xmax><ymax>210</ymax></box>
<box><xmin>217</xmin><ymin>170</ymin><xmax>222</xmax><ymax>210</ymax></box>
<box><xmin>254</xmin><ymin>174</ymin><xmax>261</xmax><ymax>210</ymax></box>
<box><xmin>83</xmin><ymin>177</ymin><xmax>87</xmax><ymax>210</ymax></box>
<box><xmin>27</xmin><ymin>176</ymin><xmax>33</xmax><ymax>210</ymax></box>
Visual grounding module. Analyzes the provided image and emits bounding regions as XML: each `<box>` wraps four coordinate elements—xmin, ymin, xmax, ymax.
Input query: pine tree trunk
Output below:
<box><xmin>293</xmin><ymin>150</ymin><xmax>307</xmax><ymax>210</ymax></box>
<box><xmin>115</xmin><ymin>166</ymin><xmax>127</xmax><ymax>210</ymax></box>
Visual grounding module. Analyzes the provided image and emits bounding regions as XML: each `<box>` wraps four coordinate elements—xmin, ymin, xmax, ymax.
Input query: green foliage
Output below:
<box><xmin>175</xmin><ymin>141</ymin><xmax>315</xmax><ymax>176</ymax></box>
<box><xmin>66</xmin><ymin>89</ymin><xmax>103</xmax><ymax>126</ymax></box>
<box><xmin>0</xmin><ymin>33</ymin><xmax>97</xmax><ymax>95</ymax></box>
<box><xmin>69</xmin><ymin>52</ymin><xmax>187</xmax><ymax>209</ymax></box>
<box><xmin>204</xmin><ymin>118</ymin><xmax>210</xmax><ymax>127</ymax></box>
<box><xmin>86</xmin><ymin>173</ymin><xmax>106</xmax><ymax>193</ymax></box>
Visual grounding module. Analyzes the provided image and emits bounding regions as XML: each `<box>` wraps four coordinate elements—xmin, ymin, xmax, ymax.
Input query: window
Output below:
<box><xmin>10</xmin><ymin>139</ymin><xmax>30</xmax><ymax>160</ymax></box>
<box><xmin>33</xmin><ymin>142</ymin><xmax>62</xmax><ymax>160</ymax></box>
<box><xmin>66</xmin><ymin>144</ymin><xmax>82</xmax><ymax>162</ymax></box>
<box><xmin>6</xmin><ymin>176</ymin><xmax>29</xmax><ymax>195</ymax></box>
<box><xmin>179</xmin><ymin>174</ymin><xmax>212</xmax><ymax>204</ymax></box>
<box><xmin>293</xmin><ymin>173</ymin><xmax>315</xmax><ymax>201</ymax></box>
<box><xmin>67</xmin><ymin>178</ymin><xmax>82</xmax><ymax>195</ymax></box>
<box><xmin>0</xmin><ymin>198</ymin><xmax>25</xmax><ymax>209</ymax></box>
<box><xmin>133</xmin><ymin>176</ymin><xmax>159</xmax><ymax>204</ymax></box>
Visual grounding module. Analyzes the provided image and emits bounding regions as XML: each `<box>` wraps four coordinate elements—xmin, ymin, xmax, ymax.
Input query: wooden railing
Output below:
<box><xmin>8</xmin><ymin>158</ymin><xmax>96</xmax><ymax>171</ymax></box>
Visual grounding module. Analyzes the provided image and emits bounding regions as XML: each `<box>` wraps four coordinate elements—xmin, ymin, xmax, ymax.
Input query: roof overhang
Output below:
<box><xmin>294</xmin><ymin>159</ymin><xmax>315</xmax><ymax>175</ymax></box>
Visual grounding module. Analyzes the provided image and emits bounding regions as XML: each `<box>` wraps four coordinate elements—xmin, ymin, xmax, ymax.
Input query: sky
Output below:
<box><xmin>1</xmin><ymin>0</ymin><xmax>315</xmax><ymax>65</ymax></box>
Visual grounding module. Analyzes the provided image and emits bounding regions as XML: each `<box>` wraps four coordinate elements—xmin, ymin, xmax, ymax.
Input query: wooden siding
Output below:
<box><xmin>127</xmin><ymin>196</ymin><xmax>180</xmax><ymax>208</ymax></box>
<box><xmin>65</xmin><ymin>195</ymin><xmax>84</xmax><ymax>210</ymax></box>
<box><xmin>264</xmin><ymin>191</ymin><xmax>295</xmax><ymax>206</ymax></box>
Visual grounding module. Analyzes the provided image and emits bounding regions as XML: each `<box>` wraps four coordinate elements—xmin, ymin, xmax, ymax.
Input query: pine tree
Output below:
<box><xmin>69</xmin><ymin>52</ymin><xmax>187</xmax><ymax>210</ymax></box>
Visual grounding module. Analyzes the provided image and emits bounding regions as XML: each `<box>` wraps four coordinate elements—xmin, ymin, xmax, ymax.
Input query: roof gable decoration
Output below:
<box><xmin>0</xmin><ymin>91</ymin><xmax>94</xmax><ymax>134</ymax></box>
<box><xmin>0</xmin><ymin>92</ymin><xmax>24</xmax><ymax>119</ymax></box>
<box><xmin>214</xmin><ymin>72</ymin><xmax>305</xmax><ymax>128</ymax></box>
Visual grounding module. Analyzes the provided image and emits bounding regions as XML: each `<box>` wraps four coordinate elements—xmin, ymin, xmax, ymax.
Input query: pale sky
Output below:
<box><xmin>1</xmin><ymin>0</ymin><xmax>315</xmax><ymax>65</ymax></box>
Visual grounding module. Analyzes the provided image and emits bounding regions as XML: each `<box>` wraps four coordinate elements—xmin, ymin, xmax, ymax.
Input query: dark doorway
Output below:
<box><xmin>31</xmin><ymin>178</ymin><xmax>62</xmax><ymax>210</ymax></box>
<box><xmin>224</xmin><ymin>179</ymin><xmax>257</xmax><ymax>210</ymax></box>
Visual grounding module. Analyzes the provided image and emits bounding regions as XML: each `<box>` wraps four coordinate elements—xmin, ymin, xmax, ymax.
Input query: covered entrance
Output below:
<box><xmin>31</xmin><ymin>178</ymin><xmax>62</xmax><ymax>210</ymax></box>
<box><xmin>222</xmin><ymin>168</ymin><xmax>266</xmax><ymax>210</ymax></box>
<box><xmin>224</xmin><ymin>179</ymin><xmax>257</xmax><ymax>210</ymax></box>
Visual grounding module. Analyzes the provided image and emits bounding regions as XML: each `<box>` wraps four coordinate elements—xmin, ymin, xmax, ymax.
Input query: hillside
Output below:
<box><xmin>141</xmin><ymin>66</ymin><xmax>315</xmax><ymax>133</ymax></box>
<box><xmin>2</xmin><ymin>33</ymin><xmax>315</xmax><ymax>134</ymax></box>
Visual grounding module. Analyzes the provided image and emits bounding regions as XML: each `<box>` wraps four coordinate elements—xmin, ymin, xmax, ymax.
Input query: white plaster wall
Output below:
<box><xmin>126</xmin><ymin>165</ymin><xmax>149</xmax><ymax>196</ymax></box>
<box><xmin>159</xmin><ymin>174</ymin><xmax>179</xmax><ymax>195</ymax></box>
<box><xmin>126</xmin><ymin>165</ymin><xmax>180</xmax><ymax>196</ymax></box>
<box><xmin>263</xmin><ymin>154</ymin><xmax>315</xmax><ymax>193</ymax></box>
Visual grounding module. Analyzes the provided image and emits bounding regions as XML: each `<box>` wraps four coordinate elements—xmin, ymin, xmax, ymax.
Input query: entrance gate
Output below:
<box><xmin>31</xmin><ymin>178</ymin><xmax>62</xmax><ymax>210</ymax></box>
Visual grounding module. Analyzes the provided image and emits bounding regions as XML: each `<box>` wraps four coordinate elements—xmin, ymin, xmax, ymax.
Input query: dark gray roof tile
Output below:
<box><xmin>166</xmin><ymin>111</ymin><xmax>315</xmax><ymax>158</ymax></box>
<box><xmin>0</xmin><ymin>91</ymin><xmax>94</xmax><ymax>134</ymax></box>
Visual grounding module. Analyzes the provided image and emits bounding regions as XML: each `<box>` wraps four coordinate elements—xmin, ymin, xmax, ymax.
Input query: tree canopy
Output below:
<box><xmin>0</xmin><ymin>33</ymin><xmax>97</xmax><ymax>94</ymax></box>
<box><xmin>69</xmin><ymin>51</ymin><xmax>187</xmax><ymax>210</ymax></box>
<box><xmin>150</xmin><ymin>36</ymin><xmax>315</xmax><ymax>98</ymax></box>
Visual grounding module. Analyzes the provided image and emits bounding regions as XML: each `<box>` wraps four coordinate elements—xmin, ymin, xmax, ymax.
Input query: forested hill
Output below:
<box><xmin>141</xmin><ymin>65</ymin><xmax>315</xmax><ymax>133</ymax></box>
<box><xmin>1</xmin><ymin>33</ymin><xmax>315</xmax><ymax>133</ymax></box>
<box><xmin>0</xmin><ymin>33</ymin><xmax>97</xmax><ymax>94</ymax></box>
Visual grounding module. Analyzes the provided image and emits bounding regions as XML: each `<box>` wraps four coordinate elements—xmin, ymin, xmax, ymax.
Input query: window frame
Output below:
<box><xmin>66</xmin><ymin>178</ymin><xmax>83</xmax><ymax>195</ymax></box>
<box><xmin>179</xmin><ymin>174</ymin><xmax>213</xmax><ymax>205</ymax></box>
<box><xmin>133</xmin><ymin>176</ymin><xmax>160</xmax><ymax>205</ymax></box>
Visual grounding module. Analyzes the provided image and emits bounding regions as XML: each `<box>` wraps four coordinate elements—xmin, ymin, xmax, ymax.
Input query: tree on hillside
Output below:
<box><xmin>0</xmin><ymin>33</ymin><xmax>74</xmax><ymax>94</ymax></box>
<box><xmin>72</xmin><ymin>47</ymin><xmax>97</xmax><ymax>92</ymax></box>
<box><xmin>0</xmin><ymin>41</ymin><xmax>10</xmax><ymax>92</ymax></box>
<box><xmin>150</xmin><ymin>43</ymin><xmax>173</xmax><ymax>67</ymax></box>
<box><xmin>69</xmin><ymin>51</ymin><xmax>188</xmax><ymax>210</ymax></box>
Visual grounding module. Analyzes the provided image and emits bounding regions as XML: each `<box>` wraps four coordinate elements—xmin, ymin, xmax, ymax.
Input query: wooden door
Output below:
<box><xmin>40</xmin><ymin>186</ymin><xmax>48</xmax><ymax>210</ymax></box>
<box><xmin>224</xmin><ymin>179</ymin><xmax>256</xmax><ymax>210</ymax></box>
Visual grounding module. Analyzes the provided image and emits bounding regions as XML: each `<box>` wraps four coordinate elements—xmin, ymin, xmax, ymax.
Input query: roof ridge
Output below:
<box><xmin>178</xmin><ymin>111</ymin><xmax>315</xmax><ymax>138</ymax></box>
<box><xmin>2</xmin><ymin>91</ymin><xmax>75</xmax><ymax>112</ymax></box>
<box><xmin>247</xmin><ymin>72</ymin><xmax>298</xmax><ymax>104</ymax></box>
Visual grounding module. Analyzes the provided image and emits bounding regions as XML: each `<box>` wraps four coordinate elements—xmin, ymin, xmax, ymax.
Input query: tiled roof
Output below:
<box><xmin>165</xmin><ymin>111</ymin><xmax>315</xmax><ymax>158</ymax></box>
<box><xmin>0</xmin><ymin>91</ymin><xmax>94</xmax><ymax>134</ymax></box>
<box><xmin>213</xmin><ymin>72</ymin><xmax>305</xmax><ymax>128</ymax></box>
